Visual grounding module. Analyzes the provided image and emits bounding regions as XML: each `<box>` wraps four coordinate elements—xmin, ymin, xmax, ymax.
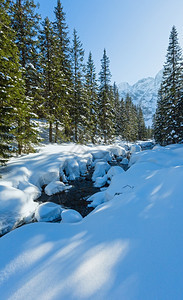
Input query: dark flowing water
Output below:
<box><xmin>35</xmin><ymin>162</ymin><xmax>129</xmax><ymax>217</ymax></box>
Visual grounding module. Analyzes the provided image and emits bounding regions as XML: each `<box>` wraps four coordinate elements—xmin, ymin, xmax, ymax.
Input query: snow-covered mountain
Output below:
<box><xmin>118</xmin><ymin>70</ymin><xmax>163</xmax><ymax>126</ymax></box>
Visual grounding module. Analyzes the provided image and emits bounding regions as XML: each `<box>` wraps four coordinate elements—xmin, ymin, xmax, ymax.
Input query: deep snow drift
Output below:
<box><xmin>0</xmin><ymin>142</ymin><xmax>183</xmax><ymax>299</ymax></box>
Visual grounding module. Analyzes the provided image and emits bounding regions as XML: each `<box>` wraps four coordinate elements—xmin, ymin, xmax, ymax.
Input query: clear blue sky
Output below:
<box><xmin>37</xmin><ymin>0</ymin><xmax>183</xmax><ymax>85</ymax></box>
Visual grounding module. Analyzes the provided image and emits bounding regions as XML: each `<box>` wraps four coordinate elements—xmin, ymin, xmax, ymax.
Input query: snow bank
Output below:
<box><xmin>1</xmin><ymin>144</ymin><xmax>183</xmax><ymax>299</ymax></box>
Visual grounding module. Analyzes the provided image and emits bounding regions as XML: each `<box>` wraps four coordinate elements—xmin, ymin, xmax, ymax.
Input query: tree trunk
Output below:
<box><xmin>49</xmin><ymin>121</ymin><xmax>53</xmax><ymax>143</ymax></box>
<box><xmin>55</xmin><ymin>121</ymin><xmax>58</xmax><ymax>143</ymax></box>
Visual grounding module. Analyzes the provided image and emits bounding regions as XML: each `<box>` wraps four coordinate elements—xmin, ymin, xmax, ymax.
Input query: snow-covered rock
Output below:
<box><xmin>61</xmin><ymin>209</ymin><xmax>83</xmax><ymax>223</ymax></box>
<box><xmin>35</xmin><ymin>202</ymin><xmax>62</xmax><ymax>222</ymax></box>
<box><xmin>94</xmin><ymin>174</ymin><xmax>108</xmax><ymax>188</ymax></box>
<box><xmin>121</xmin><ymin>157</ymin><xmax>129</xmax><ymax>165</ymax></box>
<box><xmin>107</xmin><ymin>166</ymin><xmax>124</xmax><ymax>180</ymax></box>
<box><xmin>44</xmin><ymin>181</ymin><xmax>72</xmax><ymax>196</ymax></box>
<box><xmin>61</xmin><ymin>158</ymin><xmax>80</xmax><ymax>181</ymax></box>
<box><xmin>92</xmin><ymin>161</ymin><xmax>110</xmax><ymax>181</ymax></box>
<box><xmin>90</xmin><ymin>149</ymin><xmax>111</xmax><ymax>162</ymax></box>
<box><xmin>130</xmin><ymin>144</ymin><xmax>141</xmax><ymax>153</ymax></box>
<box><xmin>109</xmin><ymin>146</ymin><xmax>126</xmax><ymax>158</ymax></box>
<box><xmin>34</xmin><ymin>171</ymin><xmax>60</xmax><ymax>190</ymax></box>
<box><xmin>87</xmin><ymin>191</ymin><xmax>106</xmax><ymax>208</ymax></box>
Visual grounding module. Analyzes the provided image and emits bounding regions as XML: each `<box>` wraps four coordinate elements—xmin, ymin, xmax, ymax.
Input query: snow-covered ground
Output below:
<box><xmin>0</xmin><ymin>142</ymin><xmax>183</xmax><ymax>299</ymax></box>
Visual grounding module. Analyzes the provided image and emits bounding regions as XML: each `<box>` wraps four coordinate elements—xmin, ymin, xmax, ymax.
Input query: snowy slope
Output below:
<box><xmin>118</xmin><ymin>70</ymin><xmax>163</xmax><ymax>126</ymax></box>
<box><xmin>0</xmin><ymin>143</ymin><xmax>183</xmax><ymax>299</ymax></box>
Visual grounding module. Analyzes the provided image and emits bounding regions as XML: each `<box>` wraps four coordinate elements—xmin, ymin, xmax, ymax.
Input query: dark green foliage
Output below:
<box><xmin>154</xmin><ymin>26</ymin><xmax>183</xmax><ymax>145</ymax></box>
<box><xmin>0</xmin><ymin>0</ymin><xmax>26</xmax><ymax>161</ymax></box>
<box><xmin>39</xmin><ymin>17</ymin><xmax>56</xmax><ymax>142</ymax></box>
<box><xmin>9</xmin><ymin>0</ymin><xmax>41</xmax><ymax>150</ymax></box>
<box><xmin>53</xmin><ymin>0</ymin><xmax>72</xmax><ymax>141</ymax></box>
<box><xmin>98</xmin><ymin>49</ymin><xmax>115</xmax><ymax>143</ymax></box>
<box><xmin>137</xmin><ymin>106</ymin><xmax>146</xmax><ymax>140</ymax></box>
<box><xmin>85</xmin><ymin>51</ymin><xmax>99</xmax><ymax>143</ymax></box>
<box><xmin>70</xmin><ymin>29</ymin><xmax>85</xmax><ymax>142</ymax></box>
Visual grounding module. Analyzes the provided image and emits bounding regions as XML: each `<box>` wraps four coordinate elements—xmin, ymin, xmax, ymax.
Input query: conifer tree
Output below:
<box><xmin>98</xmin><ymin>49</ymin><xmax>115</xmax><ymax>143</ymax></box>
<box><xmin>137</xmin><ymin>106</ymin><xmax>146</xmax><ymax>140</ymax></box>
<box><xmin>10</xmin><ymin>0</ymin><xmax>41</xmax><ymax>149</ymax></box>
<box><xmin>113</xmin><ymin>82</ymin><xmax>121</xmax><ymax>136</ymax></box>
<box><xmin>70</xmin><ymin>29</ymin><xmax>85</xmax><ymax>142</ymax></box>
<box><xmin>0</xmin><ymin>0</ymin><xmax>29</xmax><ymax>160</ymax></box>
<box><xmin>118</xmin><ymin>98</ymin><xmax>126</xmax><ymax>138</ymax></box>
<box><xmin>39</xmin><ymin>17</ymin><xmax>56</xmax><ymax>143</ymax></box>
<box><xmin>53</xmin><ymin>0</ymin><xmax>72</xmax><ymax>141</ymax></box>
<box><xmin>123</xmin><ymin>94</ymin><xmax>138</xmax><ymax>142</ymax></box>
<box><xmin>85</xmin><ymin>51</ymin><xmax>98</xmax><ymax>143</ymax></box>
<box><xmin>154</xmin><ymin>26</ymin><xmax>183</xmax><ymax>145</ymax></box>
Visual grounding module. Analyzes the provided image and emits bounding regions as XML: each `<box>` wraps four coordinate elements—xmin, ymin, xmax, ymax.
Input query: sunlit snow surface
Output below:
<box><xmin>0</xmin><ymin>143</ymin><xmax>183</xmax><ymax>299</ymax></box>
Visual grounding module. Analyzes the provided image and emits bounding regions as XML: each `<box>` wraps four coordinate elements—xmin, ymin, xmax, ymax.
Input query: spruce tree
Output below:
<box><xmin>39</xmin><ymin>17</ymin><xmax>56</xmax><ymax>143</ymax></box>
<box><xmin>154</xmin><ymin>26</ymin><xmax>183</xmax><ymax>145</ymax></box>
<box><xmin>85</xmin><ymin>51</ymin><xmax>98</xmax><ymax>143</ymax></box>
<box><xmin>53</xmin><ymin>0</ymin><xmax>72</xmax><ymax>141</ymax></box>
<box><xmin>113</xmin><ymin>82</ymin><xmax>121</xmax><ymax>136</ymax></box>
<box><xmin>10</xmin><ymin>0</ymin><xmax>41</xmax><ymax>150</ymax></box>
<box><xmin>0</xmin><ymin>0</ymin><xmax>26</xmax><ymax>160</ymax></box>
<box><xmin>123</xmin><ymin>94</ymin><xmax>138</xmax><ymax>142</ymax></box>
<box><xmin>70</xmin><ymin>29</ymin><xmax>85</xmax><ymax>142</ymax></box>
<box><xmin>137</xmin><ymin>106</ymin><xmax>146</xmax><ymax>140</ymax></box>
<box><xmin>98</xmin><ymin>49</ymin><xmax>115</xmax><ymax>143</ymax></box>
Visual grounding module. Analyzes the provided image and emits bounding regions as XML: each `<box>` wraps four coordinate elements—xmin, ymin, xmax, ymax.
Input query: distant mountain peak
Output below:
<box><xmin>118</xmin><ymin>70</ymin><xmax>163</xmax><ymax>127</ymax></box>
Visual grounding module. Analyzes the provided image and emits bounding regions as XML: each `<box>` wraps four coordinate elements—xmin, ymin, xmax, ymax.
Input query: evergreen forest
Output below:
<box><xmin>0</xmin><ymin>0</ymin><xmax>165</xmax><ymax>165</ymax></box>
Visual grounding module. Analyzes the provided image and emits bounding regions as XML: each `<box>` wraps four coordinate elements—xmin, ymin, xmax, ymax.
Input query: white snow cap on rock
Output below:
<box><xmin>90</xmin><ymin>149</ymin><xmax>111</xmax><ymax>161</ymax></box>
<box><xmin>107</xmin><ymin>166</ymin><xmax>124</xmax><ymax>180</ymax></box>
<box><xmin>61</xmin><ymin>209</ymin><xmax>83</xmax><ymax>223</ymax></box>
<box><xmin>121</xmin><ymin>157</ymin><xmax>129</xmax><ymax>165</ymax></box>
<box><xmin>92</xmin><ymin>161</ymin><xmax>110</xmax><ymax>181</ymax></box>
<box><xmin>44</xmin><ymin>181</ymin><xmax>72</xmax><ymax>196</ymax></box>
<box><xmin>35</xmin><ymin>202</ymin><xmax>62</xmax><ymax>222</ymax></box>
<box><xmin>87</xmin><ymin>191</ymin><xmax>106</xmax><ymax>208</ymax></box>
<box><xmin>94</xmin><ymin>174</ymin><xmax>108</xmax><ymax>188</ymax></box>
<box><xmin>109</xmin><ymin>145</ymin><xmax>126</xmax><ymax>157</ymax></box>
<box><xmin>130</xmin><ymin>144</ymin><xmax>141</xmax><ymax>153</ymax></box>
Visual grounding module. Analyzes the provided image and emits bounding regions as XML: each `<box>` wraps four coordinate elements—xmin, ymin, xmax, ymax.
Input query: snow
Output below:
<box><xmin>0</xmin><ymin>142</ymin><xmax>183</xmax><ymax>299</ymax></box>
<box><xmin>45</xmin><ymin>181</ymin><xmax>72</xmax><ymax>196</ymax></box>
<box><xmin>35</xmin><ymin>202</ymin><xmax>62</xmax><ymax>222</ymax></box>
<box><xmin>92</xmin><ymin>161</ymin><xmax>110</xmax><ymax>181</ymax></box>
<box><xmin>107</xmin><ymin>165</ymin><xmax>124</xmax><ymax>180</ymax></box>
<box><xmin>121</xmin><ymin>157</ymin><xmax>129</xmax><ymax>165</ymax></box>
<box><xmin>94</xmin><ymin>174</ymin><xmax>108</xmax><ymax>188</ymax></box>
<box><xmin>108</xmin><ymin>145</ymin><xmax>126</xmax><ymax>157</ymax></box>
<box><xmin>61</xmin><ymin>209</ymin><xmax>83</xmax><ymax>223</ymax></box>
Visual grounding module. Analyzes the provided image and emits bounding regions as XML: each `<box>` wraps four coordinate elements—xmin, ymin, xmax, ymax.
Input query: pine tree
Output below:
<box><xmin>39</xmin><ymin>17</ymin><xmax>56</xmax><ymax>143</ymax></box>
<box><xmin>113</xmin><ymin>82</ymin><xmax>121</xmax><ymax>136</ymax></box>
<box><xmin>137</xmin><ymin>106</ymin><xmax>146</xmax><ymax>140</ymax></box>
<box><xmin>98</xmin><ymin>49</ymin><xmax>115</xmax><ymax>143</ymax></box>
<box><xmin>10</xmin><ymin>0</ymin><xmax>41</xmax><ymax>150</ymax></box>
<box><xmin>123</xmin><ymin>94</ymin><xmax>138</xmax><ymax>142</ymax></box>
<box><xmin>118</xmin><ymin>98</ymin><xmax>126</xmax><ymax>138</ymax></box>
<box><xmin>70</xmin><ymin>29</ymin><xmax>85</xmax><ymax>142</ymax></box>
<box><xmin>53</xmin><ymin>0</ymin><xmax>72</xmax><ymax>141</ymax></box>
<box><xmin>85</xmin><ymin>51</ymin><xmax>98</xmax><ymax>143</ymax></box>
<box><xmin>0</xmin><ymin>0</ymin><xmax>27</xmax><ymax>161</ymax></box>
<box><xmin>154</xmin><ymin>26</ymin><xmax>183</xmax><ymax>145</ymax></box>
